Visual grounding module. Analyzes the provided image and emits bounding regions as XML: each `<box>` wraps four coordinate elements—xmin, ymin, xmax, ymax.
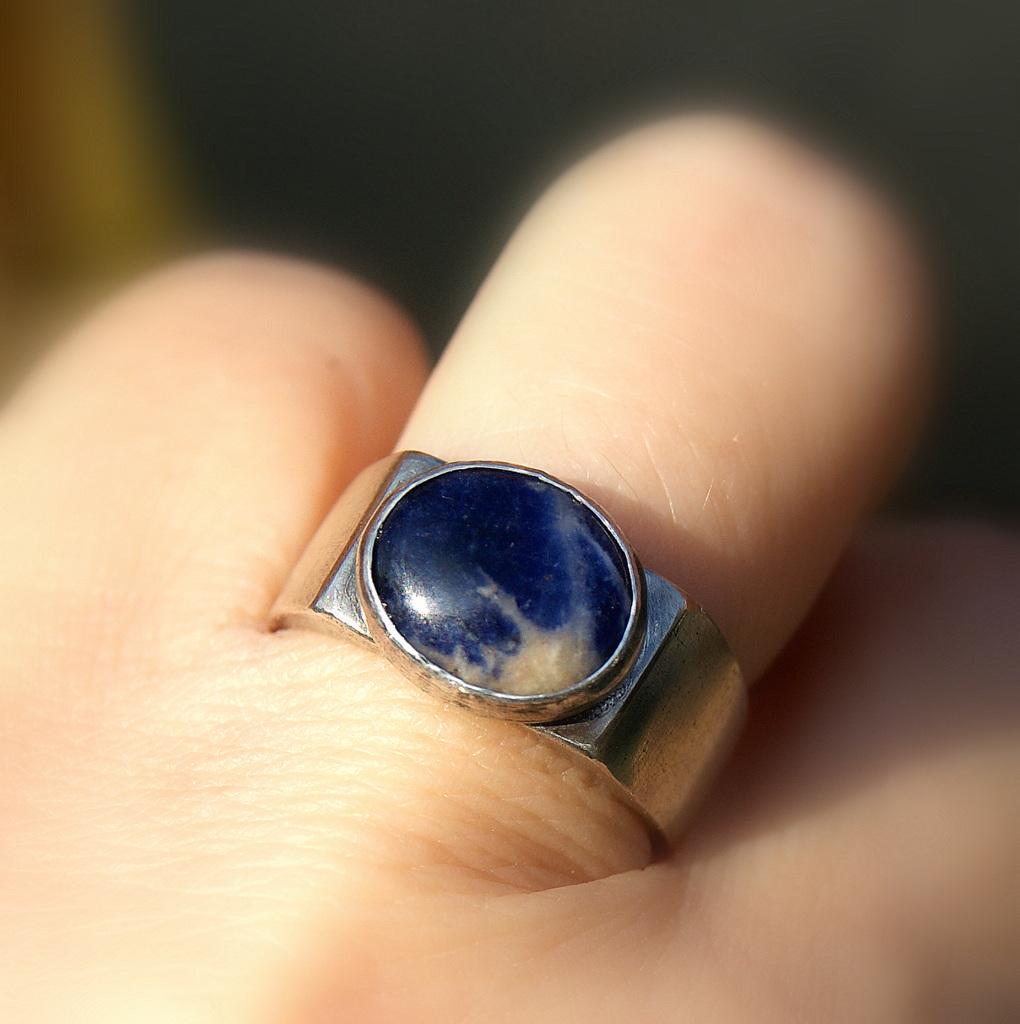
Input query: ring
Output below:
<box><xmin>272</xmin><ymin>451</ymin><xmax>746</xmax><ymax>841</ymax></box>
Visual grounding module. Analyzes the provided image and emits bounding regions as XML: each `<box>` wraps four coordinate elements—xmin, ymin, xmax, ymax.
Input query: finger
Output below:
<box><xmin>403</xmin><ymin>115</ymin><xmax>930</xmax><ymax>680</ymax></box>
<box><xmin>357</xmin><ymin>114</ymin><xmax>929</xmax><ymax>880</ymax></box>
<box><xmin>701</xmin><ymin>523</ymin><xmax>1019</xmax><ymax>1019</ymax></box>
<box><xmin>681</xmin><ymin>523</ymin><xmax>1020</xmax><ymax>1018</ymax></box>
<box><xmin>0</xmin><ymin>254</ymin><xmax>428</xmax><ymax>648</ymax></box>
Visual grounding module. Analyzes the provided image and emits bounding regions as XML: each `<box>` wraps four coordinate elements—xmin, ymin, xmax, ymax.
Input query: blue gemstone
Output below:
<box><xmin>370</xmin><ymin>467</ymin><xmax>633</xmax><ymax>695</ymax></box>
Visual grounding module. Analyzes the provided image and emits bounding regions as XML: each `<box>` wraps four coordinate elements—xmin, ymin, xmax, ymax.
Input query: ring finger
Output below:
<box><xmin>372</xmin><ymin>114</ymin><xmax>930</xmax><ymax>882</ymax></box>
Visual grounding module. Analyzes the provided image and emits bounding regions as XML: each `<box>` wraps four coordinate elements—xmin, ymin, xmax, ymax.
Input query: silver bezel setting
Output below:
<box><xmin>356</xmin><ymin>460</ymin><xmax>646</xmax><ymax>724</ymax></box>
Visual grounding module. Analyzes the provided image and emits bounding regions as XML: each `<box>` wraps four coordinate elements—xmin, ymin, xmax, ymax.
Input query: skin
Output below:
<box><xmin>0</xmin><ymin>115</ymin><xmax>1016</xmax><ymax>1023</ymax></box>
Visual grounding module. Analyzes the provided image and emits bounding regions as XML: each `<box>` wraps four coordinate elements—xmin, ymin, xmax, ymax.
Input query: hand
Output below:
<box><xmin>1</xmin><ymin>116</ymin><xmax>1015</xmax><ymax>1023</ymax></box>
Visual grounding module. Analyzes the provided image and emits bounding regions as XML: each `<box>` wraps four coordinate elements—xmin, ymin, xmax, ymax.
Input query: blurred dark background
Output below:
<box><xmin>4</xmin><ymin>2</ymin><xmax>1018</xmax><ymax>512</ymax></box>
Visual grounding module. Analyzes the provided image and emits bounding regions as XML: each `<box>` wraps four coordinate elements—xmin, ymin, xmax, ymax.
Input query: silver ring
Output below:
<box><xmin>272</xmin><ymin>451</ymin><xmax>746</xmax><ymax>842</ymax></box>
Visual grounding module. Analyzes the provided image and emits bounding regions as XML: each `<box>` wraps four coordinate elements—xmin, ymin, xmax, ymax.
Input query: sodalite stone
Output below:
<box><xmin>370</xmin><ymin>467</ymin><xmax>632</xmax><ymax>695</ymax></box>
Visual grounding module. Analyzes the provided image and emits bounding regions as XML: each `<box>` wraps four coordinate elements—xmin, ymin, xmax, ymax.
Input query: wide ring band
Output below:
<box><xmin>272</xmin><ymin>451</ymin><xmax>746</xmax><ymax>842</ymax></box>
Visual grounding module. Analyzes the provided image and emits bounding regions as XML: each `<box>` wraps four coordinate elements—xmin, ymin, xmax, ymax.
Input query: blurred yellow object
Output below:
<box><xmin>0</xmin><ymin>2</ymin><xmax>189</xmax><ymax>372</ymax></box>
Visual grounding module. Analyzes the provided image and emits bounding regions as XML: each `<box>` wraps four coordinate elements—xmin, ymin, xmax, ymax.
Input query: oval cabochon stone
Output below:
<box><xmin>370</xmin><ymin>467</ymin><xmax>633</xmax><ymax>696</ymax></box>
